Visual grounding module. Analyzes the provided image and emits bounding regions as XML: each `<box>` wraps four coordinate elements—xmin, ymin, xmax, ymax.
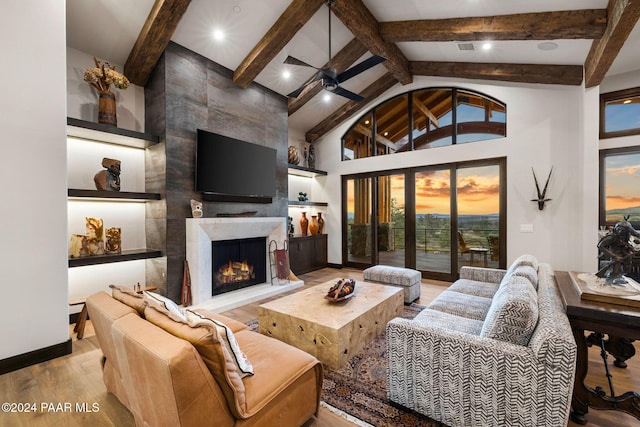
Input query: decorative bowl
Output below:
<box><xmin>325</xmin><ymin>278</ymin><xmax>356</xmax><ymax>302</ymax></box>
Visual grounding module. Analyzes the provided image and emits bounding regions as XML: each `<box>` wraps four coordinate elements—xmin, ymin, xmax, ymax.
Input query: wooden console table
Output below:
<box><xmin>555</xmin><ymin>271</ymin><xmax>640</xmax><ymax>424</ymax></box>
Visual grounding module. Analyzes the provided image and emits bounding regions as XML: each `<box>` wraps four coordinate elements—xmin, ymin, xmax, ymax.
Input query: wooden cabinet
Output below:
<box><xmin>289</xmin><ymin>234</ymin><xmax>328</xmax><ymax>275</ymax></box>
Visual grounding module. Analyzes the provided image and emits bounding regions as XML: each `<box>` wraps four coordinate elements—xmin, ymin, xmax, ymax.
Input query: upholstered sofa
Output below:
<box><xmin>386</xmin><ymin>255</ymin><xmax>577</xmax><ymax>427</ymax></box>
<box><xmin>86</xmin><ymin>288</ymin><xmax>323</xmax><ymax>427</ymax></box>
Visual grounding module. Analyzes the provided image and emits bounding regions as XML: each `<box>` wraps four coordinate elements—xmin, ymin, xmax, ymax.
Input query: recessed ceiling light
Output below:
<box><xmin>383</xmin><ymin>131</ymin><xmax>389</xmax><ymax>136</ymax></box>
<box><xmin>364</xmin><ymin>120</ymin><xmax>370</xmax><ymax>125</ymax></box>
<box><xmin>212</xmin><ymin>29</ymin><xmax>224</xmax><ymax>41</ymax></box>
<box><xmin>323</xmin><ymin>93</ymin><xmax>331</xmax><ymax>102</ymax></box>
<box><xmin>623</xmin><ymin>99</ymin><xmax>632</xmax><ymax>104</ymax></box>
<box><xmin>283</xmin><ymin>70</ymin><xmax>291</xmax><ymax>79</ymax></box>
<box><xmin>481</xmin><ymin>42</ymin><xmax>492</xmax><ymax>51</ymax></box>
<box><xmin>233</xmin><ymin>6</ymin><xmax>241</xmax><ymax>13</ymax></box>
<box><xmin>538</xmin><ymin>42</ymin><xmax>558</xmax><ymax>51</ymax></box>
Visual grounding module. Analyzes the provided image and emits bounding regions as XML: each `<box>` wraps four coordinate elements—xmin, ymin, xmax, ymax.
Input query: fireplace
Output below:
<box><xmin>212</xmin><ymin>237</ymin><xmax>266</xmax><ymax>295</ymax></box>
<box><xmin>186</xmin><ymin>217</ymin><xmax>304</xmax><ymax>310</ymax></box>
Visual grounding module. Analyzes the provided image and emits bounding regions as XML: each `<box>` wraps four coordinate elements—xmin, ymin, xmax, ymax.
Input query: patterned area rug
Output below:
<box><xmin>248</xmin><ymin>304</ymin><xmax>444</xmax><ymax>427</ymax></box>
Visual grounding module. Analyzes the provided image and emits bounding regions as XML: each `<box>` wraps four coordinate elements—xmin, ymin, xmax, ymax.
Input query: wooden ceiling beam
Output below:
<box><xmin>331</xmin><ymin>0</ymin><xmax>412</xmax><ymax>85</ymax></box>
<box><xmin>354</xmin><ymin>124</ymin><xmax>397</xmax><ymax>151</ymax></box>
<box><xmin>584</xmin><ymin>0</ymin><xmax>640</xmax><ymax>88</ymax></box>
<box><xmin>379</xmin><ymin>9</ymin><xmax>607</xmax><ymax>42</ymax></box>
<box><xmin>288</xmin><ymin>38</ymin><xmax>368</xmax><ymax>116</ymax></box>
<box><xmin>412</xmin><ymin>94</ymin><xmax>439</xmax><ymax>127</ymax></box>
<box><xmin>410</xmin><ymin>61</ymin><xmax>584</xmax><ymax>86</ymax></box>
<box><xmin>124</xmin><ymin>0</ymin><xmax>192</xmax><ymax>87</ymax></box>
<box><xmin>233</xmin><ymin>0</ymin><xmax>325</xmax><ymax>89</ymax></box>
<box><xmin>305</xmin><ymin>73</ymin><xmax>398</xmax><ymax>142</ymax></box>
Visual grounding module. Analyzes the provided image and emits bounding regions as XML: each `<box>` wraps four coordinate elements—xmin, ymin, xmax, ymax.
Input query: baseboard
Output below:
<box><xmin>327</xmin><ymin>263</ymin><xmax>343</xmax><ymax>269</ymax></box>
<box><xmin>0</xmin><ymin>339</ymin><xmax>72</xmax><ymax>375</ymax></box>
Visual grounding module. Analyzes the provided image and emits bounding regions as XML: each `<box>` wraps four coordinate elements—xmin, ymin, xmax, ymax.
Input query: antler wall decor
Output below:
<box><xmin>531</xmin><ymin>167</ymin><xmax>553</xmax><ymax>210</ymax></box>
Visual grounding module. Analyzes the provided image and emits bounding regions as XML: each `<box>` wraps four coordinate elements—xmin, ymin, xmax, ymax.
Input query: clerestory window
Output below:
<box><xmin>342</xmin><ymin>87</ymin><xmax>506</xmax><ymax>160</ymax></box>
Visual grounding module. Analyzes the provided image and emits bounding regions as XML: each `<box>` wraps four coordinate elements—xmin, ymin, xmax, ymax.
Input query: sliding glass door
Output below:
<box><xmin>343</xmin><ymin>159</ymin><xmax>505</xmax><ymax>280</ymax></box>
<box><xmin>345</xmin><ymin>177</ymin><xmax>373</xmax><ymax>266</ymax></box>
<box><xmin>415</xmin><ymin>169</ymin><xmax>451</xmax><ymax>274</ymax></box>
<box><xmin>344</xmin><ymin>173</ymin><xmax>406</xmax><ymax>268</ymax></box>
<box><xmin>456</xmin><ymin>164</ymin><xmax>502</xmax><ymax>271</ymax></box>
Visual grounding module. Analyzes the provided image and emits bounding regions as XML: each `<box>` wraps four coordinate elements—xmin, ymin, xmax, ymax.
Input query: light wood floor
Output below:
<box><xmin>1</xmin><ymin>267</ymin><xmax>638</xmax><ymax>426</ymax></box>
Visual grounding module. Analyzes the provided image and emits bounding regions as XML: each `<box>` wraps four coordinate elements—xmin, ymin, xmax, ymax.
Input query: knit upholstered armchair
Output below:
<box><xmin>386</xmin><ymin>262</ymin><xmax>577</xmax><ymax>426</ymax></box>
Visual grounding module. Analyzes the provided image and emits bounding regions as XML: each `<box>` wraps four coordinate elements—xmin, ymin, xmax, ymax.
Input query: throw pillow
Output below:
<box><xmin>143</xmin><ymin>305</ymin><xmax>249</xmax><ymax>419</ymax></box>
<box><xmin>186</xmin><ymin>309</ymin><xmax>254</xmax><ymax>377</ymax></box>
<box><xmin>142</xmin><ymin>291</ymin><xmax>186</xmax><ymax>322</ymax></box>
<box><xmin>109</xmin><ymin>284</ymin><xmax>145</xmax><ymax>315</ymax></box>
<box><xmin>481</xmin><ymin>276</ymin><xmax>539</xmax><ymax>346</ymax></box>
<box><xmin>509</xmin><ymin>265</ymin><xmax>539</xmax><ymax>290</ymax></box>
<box><xmin>510</xmin><ymin>254</ymin><xmax>539</xmax><ymax>272</ymax></box>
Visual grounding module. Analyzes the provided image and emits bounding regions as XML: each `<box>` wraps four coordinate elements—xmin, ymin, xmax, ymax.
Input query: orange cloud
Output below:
<box><xmin>606</xmin><ymin>195</ymin><xmax>640</xmax><ymax>210</ymax></box>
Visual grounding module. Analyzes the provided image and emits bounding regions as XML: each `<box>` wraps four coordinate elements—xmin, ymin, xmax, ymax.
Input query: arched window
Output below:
<box><xmin>342</xmin><ymin>87</ymin><xmax>506</xmax><ymax>160</ymax></box>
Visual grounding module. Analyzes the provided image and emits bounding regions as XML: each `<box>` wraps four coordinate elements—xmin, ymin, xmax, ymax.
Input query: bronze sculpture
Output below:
<box><xmin>596</xmin><ymin>216</ymin><xmax>640</xmax><ymax>284</ymax></box>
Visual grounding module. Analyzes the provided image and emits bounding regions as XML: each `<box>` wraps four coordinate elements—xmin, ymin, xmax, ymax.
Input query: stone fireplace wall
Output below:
<box><xmin>145</xmin><ymin>42</ymin><xmax>289</xmax><ymax>302</ymax></box>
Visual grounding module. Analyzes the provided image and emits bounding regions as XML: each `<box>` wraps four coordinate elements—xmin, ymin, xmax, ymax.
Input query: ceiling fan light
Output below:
<box><xmin>323</xmin><ymin>79</ymin><xmax>338</xmax><ymax>91</ymax></box>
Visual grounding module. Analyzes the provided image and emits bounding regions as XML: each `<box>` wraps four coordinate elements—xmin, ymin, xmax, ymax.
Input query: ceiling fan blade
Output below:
<box><xmin>287</xmin><ymin>71</ymin><xmax>326</xmax><ymax>98</ymax></box>
<box><xmin>283</xmin><ymin>55</ymin><xmax>319</xmax><ymax>69</ymax></box>
<box><xmin>331</xmin><ymin>86</ymin><xmax>364</xmax><ymax>102</ymax></box>
<box><xmin>337</xmin><ymin>55</ymin><xmax>386</xmax><ymax>83</ymax></box>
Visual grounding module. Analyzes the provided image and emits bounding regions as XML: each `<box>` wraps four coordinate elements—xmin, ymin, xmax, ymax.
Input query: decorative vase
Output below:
<box><xmin>309</xmin><ymin>215</ymin><xmax>319</xmax><ymax>235</ymax></box>
<box><xmin>300</xmin><ymin>212</ymin><xmax>309</xmax><ymax>236</ymax></box>
<box><xmin>98</xmin><ymin>90</ymin><xmax>117</xmax><ymax>126</ymax></box>
<box><xmin>317</xmin><ymin>212</ymin><xmax>325</xmax><ymax>234</ymax></box>
<box><xmin>288</xmin><ymin>146</ymin><xmax>300</xmax><ymax>165</ymax></box>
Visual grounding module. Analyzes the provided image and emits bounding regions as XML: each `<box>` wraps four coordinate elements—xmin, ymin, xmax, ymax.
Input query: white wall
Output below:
<box><xmin>0</xmin><ymin>1</ymin><xmax>69</xmax><ymax>359</ymax></box>
<box><xmin>314</xmin><ymin>76</ymin><xmax>600</xmax><ymax>272</ymax></box>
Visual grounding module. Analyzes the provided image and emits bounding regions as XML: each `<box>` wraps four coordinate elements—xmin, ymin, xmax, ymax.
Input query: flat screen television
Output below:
<box><xmin>196</xmin><ymin>129</ymin><xmax>277</xmax><ymax>203</ymax></box>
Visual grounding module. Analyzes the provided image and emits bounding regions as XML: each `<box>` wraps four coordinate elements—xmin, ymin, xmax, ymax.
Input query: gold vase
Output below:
<box><xmin>309</xmin><ymin>215</ymin><xmax>319</xmax><ymax>235</ymax></box>
<box><xmin>98</xmin><ymin>90</ymin><xmax>117</xmax><ymax>126</ymax></box>
<box><xmin>300</xmin><ymin>212</ymin><xmax>309</xmax><ymax>236</ymax></box>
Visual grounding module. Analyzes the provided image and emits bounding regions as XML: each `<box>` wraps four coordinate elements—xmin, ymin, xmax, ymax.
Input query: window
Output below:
<box><xmin>600</xmin><ymin>87</ymin><xmax>640</xmax><ymax>139</ymax></box>
<box><xmin>600</xmin><ymin>147</ymin><xmax>640</xmax><ymax>226</ymax></box>
<box><xmin>342</xmin><ymin>87</ymin><xmax>506</xmax><ymax>160</ymax></box>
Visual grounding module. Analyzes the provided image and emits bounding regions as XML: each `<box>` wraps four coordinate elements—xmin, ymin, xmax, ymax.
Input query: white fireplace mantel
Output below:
<box><xmin>186</xmin><ymin>217</ymin><xmax>303</xmax><ymax>311</ymax></box>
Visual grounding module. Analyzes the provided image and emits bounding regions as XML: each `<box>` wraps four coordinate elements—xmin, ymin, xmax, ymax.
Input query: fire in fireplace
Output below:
<box><xmin>211</xmin><ymin>237</ymin><xmax>266</xmax><ymax>296</ymax></box>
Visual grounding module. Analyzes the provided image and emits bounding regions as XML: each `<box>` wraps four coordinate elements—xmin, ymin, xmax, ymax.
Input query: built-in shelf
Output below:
<box><xmin>69</xmin><ymin>249</ymin><xmax>163</xmax><ymax>267</ymax></box>
<box><xmin>288</xmin><ymin>201</ymin><xmax>328</xmax><ymax>207</ymax></box>
<box><xmin>67</xmin><ymin>117</ymin><xmax>160</xmax><ymax>148</ymax></box>
<box><xmin>287</xmin><ymin>165</ymin><xmax>328</xmax><ymax>178</ymax></box>
<box><xmin>68</xmin><ymin>189</ymin><xmax>161</xmax><ymax>201</ymax></box>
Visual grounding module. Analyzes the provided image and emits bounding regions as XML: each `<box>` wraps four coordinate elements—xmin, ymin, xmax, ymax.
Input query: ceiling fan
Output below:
<box><xmin>284</xmin><ymin>0</ymin><xmax>386</xmax><ymax>102</ymax></box>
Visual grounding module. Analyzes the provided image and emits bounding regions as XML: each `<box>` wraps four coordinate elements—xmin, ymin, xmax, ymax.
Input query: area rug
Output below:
<box><xmin>247</xmin><ymin>304</ymin><xmax>444</xmax><ymax>427</ymax></box>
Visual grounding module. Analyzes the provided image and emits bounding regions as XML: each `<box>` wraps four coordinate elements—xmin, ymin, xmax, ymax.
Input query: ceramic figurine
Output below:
<box><xmin>94</xmin><ymin>157</ymin><xmax>121</xmax><ymax>191</ymax></box>
<box><xmin>105</xmin><ymin>227</ymin><xmax>122</xmax><ymax>254</ymax></box>
<box><xmin>191</xmin><ymin>199</ymin><xmax>203</xmax><ymax>218</ymax></box>
<box><xmin>307</xmin><ymin>143</ymin><xmax>316</xmax><ymax>169</ymax></box>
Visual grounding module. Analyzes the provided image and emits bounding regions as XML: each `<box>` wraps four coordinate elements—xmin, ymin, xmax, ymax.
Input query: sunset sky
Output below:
<box><xmin>347</xmin><ymin>165</ymin><xmax>500</xmax><ymax>216</ymax></box>
<box><xmin>605</xmin><ymin>152</ymin><xmax>640</xmax><ymax>211</ymax></box>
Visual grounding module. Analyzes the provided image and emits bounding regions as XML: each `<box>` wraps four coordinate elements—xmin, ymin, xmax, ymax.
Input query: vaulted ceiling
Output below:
<box><xmin>66</xmin><ymin>0</ymin><xmax>640</xmax><ymax>142</ymax></box>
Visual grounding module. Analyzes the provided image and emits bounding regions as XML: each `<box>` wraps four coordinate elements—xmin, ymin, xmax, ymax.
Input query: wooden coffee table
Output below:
<box><xmin>258</xmin><ymin>280</ymin><xmax>403</xmax><ymax>369</ymax></box>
